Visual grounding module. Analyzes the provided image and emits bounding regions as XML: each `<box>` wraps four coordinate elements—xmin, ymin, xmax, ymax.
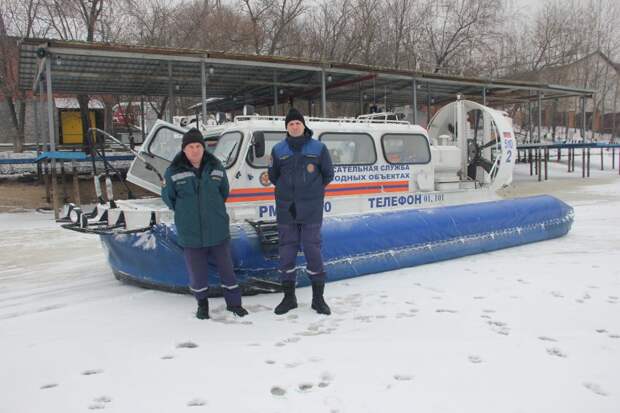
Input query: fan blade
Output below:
<box><xmin>479</xmin><ymin>139</ymin><xmax>498</xmax><ymax>150</ymax></box>
<box><xmin>474</xmin><ymin>157</ymin><xmax>495</xmax><ymax>173</ymax></box>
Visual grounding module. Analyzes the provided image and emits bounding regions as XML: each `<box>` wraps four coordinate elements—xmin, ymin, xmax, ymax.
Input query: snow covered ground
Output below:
<box><xmin>1</xmin><ymin>160</ymin><xmax>619</xmax><ymax>413</ymax></box>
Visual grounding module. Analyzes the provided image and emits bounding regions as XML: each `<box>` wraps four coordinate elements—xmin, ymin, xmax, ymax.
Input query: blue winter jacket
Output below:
<box><xmin>161</xmin><ymin>151</ymin><xmax>230</xmax><ymax>248</ymax></box>
<box><xmin>268</xmin><ymin>129</ymin><xmax>334</xmax><ymax>224</ymax></box>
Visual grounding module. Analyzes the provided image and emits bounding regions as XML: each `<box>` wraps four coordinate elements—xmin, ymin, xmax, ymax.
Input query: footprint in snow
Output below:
<box><xmin>285</xmin><ymin>362</ymin><xmax>302</xmax><ymax>368</ymax></box>
<box><xmin>473</xmin><ymin>296</ymin><xmax>486</xmax><ymax>300</ymax></box>
<box><xmin>468</xmin><ymin>355</ymin><xmax>483</xmax><ymax>364</ymax></box>
<box><xmin>297</xmin><ymin>382</ymin><xmax>314</xmax><ymax>392</ymax></box>
<box><xmin>595</xmin><ymin>329</ymin><xmax>607</xmax><ymax>334</ymax></box>
<box><xmin>487</xmin><ymin>320</ymin><xmax>510</xmax><ymax>336</ymax></box>
<box><xmin>176</xmin><ymin>341</ymin><xmax>198</xmax><ymax>349</ymax></box>
<box><xmin>161</xmin><ymin>354</ymin><xmax>175</xmax><ymax>360</ymax></box>
<box><xmin>187</xmin><ymin>398</ymin><xmax>207</xmax><ymax>407</ymax></box>
<box><xmin>82</xmin><ymin>369</ymin><xmax>103</xmax><ymax>376</ymax></box>
<box><xmin>320</xmin><ymin>371</ymin><xmax>334</xmax><ymax>382</ymax></box>
<box><xmin>270</xmin><ymin>386</ymin><xmax>287</xmax><ymax>397</ymax></box>
<box><xmin>583</xmin><ymin>382</ymin><xmax>608</xmax><ymax>396</ymax></box>
<box><xmin>436</xmin><ymin>308</ymin><xmax>458</xmax><ymax>314</ymax></box>
<box><xmin>284</xmin><ymin>337</ymin><xmax>301</xmax><ymax>344</ymax></box>
<box><xmin>245</xmin><ymin>304</ymin><xmax>272</xmax><ymax>312</ymax></box>
<box><xmin>40</xmin><ymin>383</ymin><xmax>58</xmax><ymax>390</ymax></box>
<box><xmin>546</xmin><ymin>347</ymin><xmax>567</xmax><ymax>358</ymax></box>
<box><xmin>265</xmin><ymin>359</ymin><xmax>276</xmax><ymax>365</ymax></box>
<box><xmin>550</xmin><ymin>291</ymin><xmax>564</xmax><ymax>298</ymax></box>
<box><xmin>88</xmin><ymin>396</ymin><xmax>111</xmax><ymax>410</ymax></box>
<box><xmin>517</xmin><ymin>279</ymin><xmax>530</xmax><ymax>285</ymax></box>
<box><xmin>609</xmin><ymin>334</ymin><xmax>620</xmax><ymax>339</ymax></box>
<box><xmin>393</xmin><ymin>374</ymin><xmax>414</xmax><ymax>381</ymax></box>
<box><xmin>538</xmin><ymin>336</ymin><xmax>558</xmax><ymax>342</ymax></box>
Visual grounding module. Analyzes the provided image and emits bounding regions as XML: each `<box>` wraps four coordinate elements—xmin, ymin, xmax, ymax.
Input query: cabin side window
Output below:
<box><xmin>212</xmin><ymin>131</ymin><xmax>243</xmax><ymax>169</ymax></box>
<box><xmin>247</xmin><ymin>131</ymin><xmax>285</xmax><ymax>168</ymax></box>
<box><xmin>147</xmin><ymin>127</ymin><xmax>184</xmax><ymax>162</ymax></box>
<box><xmin>381</xmin><ymin>133</ymin><xmax>431</xmax><ymax>164</ymax></box>
<box><xmin>319</xmin><ymin>133</ymin><xmax>376</xmax><ymax>165</ymax></box>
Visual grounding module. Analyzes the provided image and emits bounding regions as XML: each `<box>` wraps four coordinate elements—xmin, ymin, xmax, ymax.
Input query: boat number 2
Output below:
<box><xmin>504</xmin><ymin>133</ymin><xmax>514</xmax><ymax>163</ymax></box>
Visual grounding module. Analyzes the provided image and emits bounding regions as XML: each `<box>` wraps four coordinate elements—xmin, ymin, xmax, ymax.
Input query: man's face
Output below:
<box><xmin>286</xmin><ymin>120</ymin><xmax>305</xmax><ymax>137</ymax></box>
<box><xmin>183</xmin><ymin>142</ymin><xmax>204</xmax><ymax>165</ymax></box>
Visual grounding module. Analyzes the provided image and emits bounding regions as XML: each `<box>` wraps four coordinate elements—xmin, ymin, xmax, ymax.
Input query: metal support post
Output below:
<box><xmin>140</xmin><ymin>97</ymin><xmax>146</xmax><ymax>140</ymax></box>
<box><xmin>273</xmin><ymin>72</ymin><xmax>279</xmax><ymax>115</ymax></box>
<box><xmin>537</xmin><ymin>92</ymin><xmax>543</xmax><ymax>143</ymax></box>
<box><xmin>45</xmin><ymin>57</ymin><xmax>60</xmax><ymax>219</ymax></box>
<box><xmin>168</xmin><ymin>62</ymin><xmax>174</xmax><ymax>122</ymax></box>
<box><xmin>321</xmin><ymin>70</ymin><xmax>327</xmax><ymax>118</ymax></box>
<box><xmin>412</xmin><ymin>79</ymin><xmax>418</xmax><ymax>124</ymax></box>
<box><xmin>426</xmin><ymin>83</ymin><xmax>431</xmax><ymax>125</ymax></box>
<box><xmin>201</xmin><ymin>61</ymin><xmax>208</xmax><ymax>126</ymax></box>
<box><xmin>582</xmin><ymin>148</ymin><xmax>586</xmax><ymax>178</ymax></box>
<box><xmin>581</xmin><ymin>96</ymin><xmax>586</xmax><ymax>140</ymax></box>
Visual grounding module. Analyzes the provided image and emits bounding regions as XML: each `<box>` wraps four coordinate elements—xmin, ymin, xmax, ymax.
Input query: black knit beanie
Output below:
<box><xmin>285</xmin><ymin>108</ymin><xmax>306</xmax><ymax>128</ymax></box>
<box><xmin>181</xmin><ymin>128</ymin><xmax>205</xmax><ymax>150</ymax></box>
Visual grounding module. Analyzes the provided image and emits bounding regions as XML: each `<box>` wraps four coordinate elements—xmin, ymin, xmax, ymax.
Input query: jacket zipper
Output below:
<box><xmin>197</xmin><ymin>173</ymin><xmax>204</xmax><ymax>246</ymax></box>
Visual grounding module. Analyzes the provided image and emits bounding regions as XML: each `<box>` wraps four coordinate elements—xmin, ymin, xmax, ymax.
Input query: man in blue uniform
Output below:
<box><xmin>268</xmin><ymin>108</ymin><xmax>334</xmax><ymax>315</ymax></box>
<box><xmin>162</xmin><ymin>128</ymin><xmax>248</xmax><ymax>319</ymax></box>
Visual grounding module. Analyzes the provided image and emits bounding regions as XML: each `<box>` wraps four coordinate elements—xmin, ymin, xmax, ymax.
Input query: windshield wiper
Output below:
<box><xmin>223</xmin><ymin>141</ymin><xmax>238</xmax><ymax>167</ymax></box>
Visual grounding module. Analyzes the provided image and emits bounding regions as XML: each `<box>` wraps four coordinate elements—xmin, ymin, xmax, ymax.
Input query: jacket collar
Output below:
<box><xmin>171</xmin><ymin>151</ymin><xmax>219</xmax><ymax>172</ymax></box>
<box><xmin>286</xmin><ymin>128</ymin><xmax>313</xmax><ymax>151</ymax></box>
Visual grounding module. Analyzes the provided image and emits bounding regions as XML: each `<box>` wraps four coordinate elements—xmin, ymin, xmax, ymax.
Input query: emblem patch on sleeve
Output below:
<box><xmin>306</xmin><ymin>163</ymin><xmax>315</xmax><ymax>173</ymax></box>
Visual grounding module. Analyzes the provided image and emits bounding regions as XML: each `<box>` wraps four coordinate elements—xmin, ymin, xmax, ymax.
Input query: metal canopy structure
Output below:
<box><xmin>17</xmin><ymin>38</ymin><xmax>596</xmax><ymax>220</ymax></box>
<box><xmin>19</xmin><ymin>38</ymin><xmax>594</xmax><ymax>118</ymax></box>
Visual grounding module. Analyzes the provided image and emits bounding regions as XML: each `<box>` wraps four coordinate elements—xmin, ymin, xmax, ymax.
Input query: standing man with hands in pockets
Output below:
<box><xmin>268</xmin><ymin>108</ymin><xmax>334</xmax><ymax>315</ymax></box>
<box><xmin>161</xmin><ymin>128</ymin><xmax>248</xmax><ymax>320</ymax></box>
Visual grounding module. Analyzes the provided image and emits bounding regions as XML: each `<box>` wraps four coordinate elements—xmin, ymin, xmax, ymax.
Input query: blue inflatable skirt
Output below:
<box><xmin>101</xmin><ymin>195</ymin><xmax>574</xmax><ymax>295</ymax></box>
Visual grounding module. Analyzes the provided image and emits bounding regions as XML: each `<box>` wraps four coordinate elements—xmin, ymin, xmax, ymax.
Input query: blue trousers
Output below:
<box><xmin>278</xmin><ymin>223</ymin><xmax>325</xmax><ymax>283</ymax></box>
<box><xmin>183</xmin><ymin>239</ymin><xmax>241</xmax><ymax>306</ymax></box>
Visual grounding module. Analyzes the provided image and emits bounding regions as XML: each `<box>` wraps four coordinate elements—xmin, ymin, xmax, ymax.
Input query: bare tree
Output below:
<box><xmin>0</xmin><ymin>0</ymin><xmax>44</xmax><ymax>152</ymax></box>
<box><xmin>240</xmin><ymin>0</ymin><xmax>306</xmax><ymax>55</ymax></box>
<box><xmin>423</xmin><ymin>0</ymin><xmax>502</xmax><ymax>74</ymax></box>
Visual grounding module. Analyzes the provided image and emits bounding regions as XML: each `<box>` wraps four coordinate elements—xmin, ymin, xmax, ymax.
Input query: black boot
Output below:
<box><xmin>274</xmin><ymin>281</ymin><xmax>298</xmax><ymax>315</ymax></box>
<box><xmin>311</xmin><ymin>281</ymin><xmax>331</xmax><ymax>315</ymax></box>
<box><xmin>227</xmin><ymin>305</ymin><xmax>249</xmax><ymax>317</ymax></box>
<box><xmin>196</xmin><ymin>298</ymin><xmax>209</xmax><ymax>320</ymax></box>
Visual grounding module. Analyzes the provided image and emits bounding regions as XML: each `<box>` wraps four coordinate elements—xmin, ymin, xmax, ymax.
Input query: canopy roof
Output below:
<box><xmin>19</xmin><ymin>38</ymin><xmax>594</xmax><ymax>113</ymax></box>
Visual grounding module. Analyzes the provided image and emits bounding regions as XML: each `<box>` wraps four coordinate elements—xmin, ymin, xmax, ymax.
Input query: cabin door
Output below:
<box><xmin>126</xmin><ymin>120</ymin><xmax>187</xmax><ymax>194</ymax></box>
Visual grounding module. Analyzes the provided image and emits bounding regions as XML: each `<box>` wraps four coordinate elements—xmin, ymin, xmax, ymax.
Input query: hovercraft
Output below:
<box><xmin>60</xmin><ymin>99</ymin><xmax>573</xmax><ymax>295</ymax></box>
